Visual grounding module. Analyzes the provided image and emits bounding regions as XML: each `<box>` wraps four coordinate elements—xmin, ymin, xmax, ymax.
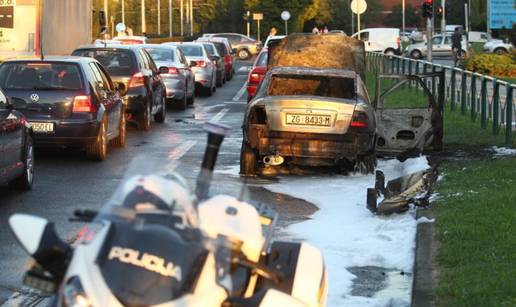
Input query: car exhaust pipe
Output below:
<box><xmin>195</xmin><ymin>122</ymin><xmax>231</xmax><ymax>201</ymax></box>
<box><xmin>263</xmin><ymin>155</ymin><xmax>284</xmax><ymax>166</ymax></box>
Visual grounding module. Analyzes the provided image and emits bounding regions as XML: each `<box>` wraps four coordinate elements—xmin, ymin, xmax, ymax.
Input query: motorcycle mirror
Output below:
<box><xmin>195</xmin><ymin>122</ymin><xmax>231</xmax><ymax>200</ymax></box>
<box><xmin>9</xmin><ymin>214</ymin><xmax>71</xmax><ymax>282</ymax></box>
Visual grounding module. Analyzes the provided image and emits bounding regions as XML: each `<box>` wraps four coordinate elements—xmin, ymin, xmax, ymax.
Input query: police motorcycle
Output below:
<box><xmin>8</xmin><ymin>123</ymin><xmax>328</xmax><ymax>307</ymax></box>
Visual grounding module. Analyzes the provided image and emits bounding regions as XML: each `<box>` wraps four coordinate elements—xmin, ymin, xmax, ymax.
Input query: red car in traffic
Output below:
<box><xmin>246</xmin><ymin>49</ymin><xmax>268</xmax><ymax>102</ymax></box>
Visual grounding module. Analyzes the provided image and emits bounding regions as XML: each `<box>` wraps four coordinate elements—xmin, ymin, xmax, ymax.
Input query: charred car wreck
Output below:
<box><xmin>240</xmin><ymin>33</ymin><xmax>444</xmax><ymax>176</ymax></box>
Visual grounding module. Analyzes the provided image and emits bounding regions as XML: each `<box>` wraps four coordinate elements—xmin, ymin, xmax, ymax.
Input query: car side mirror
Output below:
<box><xmin>158</xmin><ymin>66</ymin><xmax>169</xmax><ymax>74</ymax></box>
<box><xmin>116</xmin><ymin>82</ymin><xmax>126</xmax><ymax>92</ymax></box>
<box><xmin>189</xmin><ymin>60</ymin><xmax>197</xmax><ymax>67</ymax></box>
<box><xmin>210</xmin><ymin>55</ymin><xmax>220</xmax><ymax>61</ymax></box>
<box><xmin>9</xmin><ymin>214</ymin><xmax>71</xmax><ymax>282</ymax></box>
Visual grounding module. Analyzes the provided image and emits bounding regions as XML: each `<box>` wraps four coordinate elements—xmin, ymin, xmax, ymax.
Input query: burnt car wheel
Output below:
<box><xmin>154</xmin><ymin>96</ymin><xmax>166</xmax><ymax>123</ymax></box>
<box><xmin>240</xmin><ymin>142</ymin><xmax>258</xmax><ymax>176</ymax></box>
<box><xmin>87</xmin><ymin>116</ymin><xmax>108</xmax><ymax>161</ymax></box>
<box><xmin>11</xmin><ymin>135</ymin><xmax>34</xmax><ymax>190</ymax></box>
<box><xmin>111</xmin><ymin>107</ymin><xmax>126</xmax><ymax>148</ymax></box>
<box><xmin>139</xmin><ymin>101</ymin><xmax>152</xmax><ymax>131</ymax></box>
<box><xmin>355</xmin><ymin>152</ymin><xmax>377</xmax><ymax>174</ymax></box>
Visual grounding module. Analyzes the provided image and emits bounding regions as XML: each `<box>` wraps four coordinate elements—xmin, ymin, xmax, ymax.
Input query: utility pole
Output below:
<box><xmin>441</xmin><ymin>0</ymin><xmax>446</xmax><ymax>33</ymax></box>
<box><xmin>104</xmin><ymin>0</ymin><xmax>108</xmax><ymax>24</ymax></box>
<box><xmin>158</xmin><ymin>0</ymin><xmax>161</xmax><ymax>35</ymax></box>
<box><xmin>246</xmin><ymin>11</ymin><xmax>250</xmax><ymax>37</ymax></box>
<box><xmin>464</xmin><ymin>3</ymin><xmax>469</xmax><ymax>46</ymax></box>
<box><xmin>121</xmin><ymin>0</ymin><xmax>125</xmax><ymax>25</ymax></box>
<box><xmin>169</xmin><ymin>0</ymin><xmax>173</xmax><ymax>37</ymax></box>
<box><xmin>189</xmin><ymin>0</ymin><xmax>193</xmax><ymax>36</ymax></box>
<box><xmin>180</xmin><ymin>0</ymin><xmax>184</xmax><ymax>36</ymax></box>
<box><xmin>402</xmin><ymin>0</ymin><xmax>405</xmax><ymax>40</ymax></box>
<box><xmin>141</xmin><ymin>0</ymin><xmax>146</xmax><ymax>35</ymax></box>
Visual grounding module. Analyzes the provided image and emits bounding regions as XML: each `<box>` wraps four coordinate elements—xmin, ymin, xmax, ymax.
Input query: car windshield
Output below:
<box><xmin>268</xmin><ymin>74</ymin><xmax>356</xmax><ymax>99</ymax></box>
<box><xmin>178</xmin><ymin>45</ymin><xmax>203</xmax><ymax>57</ymax></box>
<box><xmin>146</xmin><ymin>47</ymin><xmax>176</xmax><ymax>63</ymax></box>
<box><xmin>72</xmin><ymin>49</ymin><xmax>136</xmax><ymax>76</ymax></box>
<box><xmin>0</xmin><ymin>62</ymin><xmax>83</xmax><ymax>91</ymax></box>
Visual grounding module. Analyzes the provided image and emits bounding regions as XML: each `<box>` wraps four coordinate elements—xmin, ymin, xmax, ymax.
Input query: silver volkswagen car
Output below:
<box><xmin>144</xmin><ymin>44</ymin><xmax>195</xmax><ymax>109</ymax></box>
<box><xmin>163</xmin><ymin>42</ymin><xmax>217</xmax><ymax>96</ymax></box>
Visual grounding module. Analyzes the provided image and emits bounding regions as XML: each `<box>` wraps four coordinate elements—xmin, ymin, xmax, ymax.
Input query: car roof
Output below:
<box><xmin>141</xmin><ymin>43</ymin><xmax>177</xmax><ymax>49</ymax></box>
<box><xmin>268</xmin><ymin>66</ymin><xmax>359</xmax><ymax>79</ymax></box>
<box><xmin>2</xmin><ymin>56</ymin><xmax>94</xmax><ymax>64</ymax></box>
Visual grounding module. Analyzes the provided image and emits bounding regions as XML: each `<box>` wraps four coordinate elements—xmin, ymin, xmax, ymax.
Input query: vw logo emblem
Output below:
<box><xmin>30</xmin><ymin>93</ymin><xmax>39</xmax><ymax>103</ymax></box>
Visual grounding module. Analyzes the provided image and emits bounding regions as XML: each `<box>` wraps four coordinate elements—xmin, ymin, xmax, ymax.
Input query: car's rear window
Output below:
<box><xmin>72</xmin><ymin>49</ymin><xmax>136</xmax><ymax>76</ymax></box>
<box><xmin>268</xmin><ymin>74</ymin><xmax>356</xmax><ymax>99</ymax></box>
<box><xmin>177</xmin><ymin>45</ymin><xmax>203</xmax><ymax>57</ymax></box>
<box><xmin>0</xmin><ymin>62</ymin><xmax>83</xmax><ymax>91</ymax></box>
<box><xmin>212</xmin><ymin>42</ymin><xmax>227</xmax><ymax>56</ymax></box>
<box><xmin>203</xmin><ymin>44</ymin><xmax>216</xmax><ymax>56</ymax></box>
<box><xmin>256</xmin><ymin>52</ymin><xmax>268</xmax><ymax>67</ymax></box>
<box><xmin>145</xmin><ymin>47</ymin><xmax>176</xmax><ymax>63</ymax></box>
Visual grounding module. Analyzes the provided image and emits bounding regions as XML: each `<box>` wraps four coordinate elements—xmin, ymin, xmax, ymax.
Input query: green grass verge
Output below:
<box><xmin>435</xmin><ymin>157</ymin><xmax>516</xmax><ymax>306</ymax></box>
<box><xmin>365</xmin><ymin>72</ymin><xmax>512</xmax><ymax>147</ymax></box>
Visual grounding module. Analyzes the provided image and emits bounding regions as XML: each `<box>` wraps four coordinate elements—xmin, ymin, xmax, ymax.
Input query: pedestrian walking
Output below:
<box><xmin>323</xmin><ymin>26</ymin><xmax>329</xmax><ymax>34</ymax></box>
<box><xmin>312</xmin><ymin>26</ymin><xmax>319</xmax><ymax>34</ymax></box>
<box><xmin>451</xmin><ymin>27</ymin><xmax>463</xmax><ymax>66</ymax></box>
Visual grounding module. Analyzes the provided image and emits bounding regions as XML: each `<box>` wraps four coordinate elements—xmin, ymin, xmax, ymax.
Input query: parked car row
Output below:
<box><xmin>0</xmin><ymin>32</ymin><xmax>252</xmax><ymax>190</ymax></box>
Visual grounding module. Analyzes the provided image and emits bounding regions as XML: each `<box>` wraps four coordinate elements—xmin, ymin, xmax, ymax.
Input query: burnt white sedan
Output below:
<box><xmin>240</xmin><ymin>66</ymin><xmax>377</xmax><ymax>175</ymax></box>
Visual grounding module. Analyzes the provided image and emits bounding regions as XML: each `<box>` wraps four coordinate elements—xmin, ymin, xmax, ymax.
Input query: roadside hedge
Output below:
<box><xmin>465</xmin><ymin>53</ymin><xmax>516</xmax><ymax>78</ymax></box>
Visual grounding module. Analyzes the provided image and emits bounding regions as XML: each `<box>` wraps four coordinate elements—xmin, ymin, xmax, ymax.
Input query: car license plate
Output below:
<box><xmin>286</xmin><ymin>114</ymin><xmax>332</xmax><ymax>127</ymax></box>
<box><xmin>31</xmin><ymin>122</ymin><xmax>54</xmax><ymax>133</ymax></box>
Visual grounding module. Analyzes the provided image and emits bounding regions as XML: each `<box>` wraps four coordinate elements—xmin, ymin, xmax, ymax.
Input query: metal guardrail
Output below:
<box><xmin>366</xmin><ymin>52</ymin><xmax>516</xmax><ymax>147</ymax></box>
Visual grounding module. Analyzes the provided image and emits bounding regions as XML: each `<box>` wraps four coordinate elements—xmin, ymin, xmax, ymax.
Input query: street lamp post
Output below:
<box><xmin>121</xmin><ymin>0</ymin><xmax>125</xmax><ymax>25</ymax></box>
<box><xmin>402</xmin><ymin>0</ymin><xmax>405</xmax><ymax>39</ymax></box>
<box><xmin>189</xmin><ymin>0</ymin><xmax>193</xmax><ymax>36</ymax></box>
<box><xmin>180</xmin><ymin>0</ymin><xmax>184</xmax><ymax>36</ymax></box>
<box><xmin>141</xmin><ymin>0</ymin><xmax>146</xmax><ymax>35</ymax></box>
<box><xmin>158</xmin><ymin>0</ymin><xmax>161</xmax><ymax>35</ymax></box>
<box><xmin>169</xmin><ymin>0</ymin><xmax>172</xmax><ymax>37</ymax></box>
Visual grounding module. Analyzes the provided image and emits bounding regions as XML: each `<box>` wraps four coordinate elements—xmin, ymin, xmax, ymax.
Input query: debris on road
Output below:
<box><xmin>367</xmin><ymin>166</ymin><xmax>439</xmax><ymax>215</ymax></box>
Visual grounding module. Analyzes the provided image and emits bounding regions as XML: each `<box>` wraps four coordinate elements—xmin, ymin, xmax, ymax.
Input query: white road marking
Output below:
<box><xmin>224</xmin><ymin>101</ymin><xmax>247</xmax><ymax>105</ymax></box>
<box><xmin>211</xmin><ymin>108</ymin><xmax>229</xmax><ymax>122</ymax></box>
<box><xmin>165</xmin><ymin>140</ymin><xmax>197</xmax><ymax>171</ymax></box>
<box><xmin>232</xmin><ymin>82</ymin><xmax>248</xmax><ymax>101</ymax></box>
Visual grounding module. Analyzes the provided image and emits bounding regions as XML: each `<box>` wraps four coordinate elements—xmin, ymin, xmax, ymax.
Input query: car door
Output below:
<box><xmin>0</xmin><ymin>91</ymin><xmax>23</xmax><ymax>180</ymax></box>
<box><xmin>374</xmin><ymin>72</ymin><xmax>444</xmax><ymax>159</ymax></box>
<box><xmin>431</xmin><ymin>36</ymin><xmax>444</xmax><ymax>56</ymax></box>
<box><xmin>177</xmin><ymin>50</ymin><xmax>194</xmax><ymax>96</ymax></box>
<box><xmin>139</xmin><ymin>49</ymin><xmax>162</xmax><ymax>112</ymax></box>
<box><xmin>88</xmin><ymin>62</ymin><xmax>116</xmax><ymax>136</ymax></box>
<box><xmin>96</xmin><ymin>63</ymin><xmax>122</xmax><ymax>137</ymax></box>
<box><xmin>443</xmin><ymin>36</ymin><xmax>453</xmax><ymax>56</ymax></box>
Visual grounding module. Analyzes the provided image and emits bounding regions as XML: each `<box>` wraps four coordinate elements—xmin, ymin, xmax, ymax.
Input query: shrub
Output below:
<box><xmin>465</xmin><ymin>53</ymin><xmax>516</xmax><ymax>77</ymax></box>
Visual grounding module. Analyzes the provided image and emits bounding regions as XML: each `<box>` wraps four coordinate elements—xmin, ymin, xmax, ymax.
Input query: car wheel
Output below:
<box><xmin>87</xmin><ymin>116</ymin><xmax>108</xmax><ymax>161</ymax></box>
<box><xmin>411</xmin><ymin>50</ymin><xmax>422</xmax><ymax>59</ymax></box>
<box><xmin>205</xmin><ymin>85</ymin><xmax>214</xmax><ymax>96</ymax></box>
<box><xmin>354</xmin><ymin>151</ymin><xmax>377</xmax><ymax>175</ymax></box>
<box><xmin>216</xmin><ymin>75</ymin><xmax>223</xmax><ymax>87</ymax></box>
<box><xmin>111</xmin><ymin>107</ymin><xmax>126</xmax><ymax>147</ymax></box>
<box><xmin>11</xmin><ymin>135</ymin><xmax>34</xmax><ymax>190</ymax></box>
<box><xmin>494</xmin><ymin>47</ymin><xmax>507</xmax><ymax>55</ymax></box>
<box><xmin>237</xmin><ymin>49</ymin><xmax>250</xmax><ymax>60</ymax></box>
<box><xmin>139</xmin><ymin>101</ymin><xmax>152</xmax><ymax>131</ymax></box>
<box><xmin>222</xmin><ymin>73</ymin><xmax>226</xmax><ymax>84</ymax></box>
<box><xmin>240</xmin><ymin>142</ymin><xmax>258</xmax><ymax>176</ymax></box>
<box><xmin>154</xmin><ymin>96</ymin><xmax>166</xmax><ymax>123</ymax></box>
<box><xmin>187</xmin><ymin>91</ymin><xmax>195</xmax><ymax>105</ymax></box>
<box><xmin>384</xmin><ymin>49</ymin><xmax>396</xmax><ymax>56</ymax></box>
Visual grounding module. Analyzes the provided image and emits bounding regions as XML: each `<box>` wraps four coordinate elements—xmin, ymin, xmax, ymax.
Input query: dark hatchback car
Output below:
<box><xmin>0</xmin><ymin>89</ymin><xmax>34</xmax><ymax>190</ymax></box>
<box><xmin>72</xmin><ymin>45</ymin><xmax>166</xmax><ymax>131</ymax></box>
<box><xmin>0</xmin><ymin>57</ymin><xmax>126</xmax><ymax>161</ymax></box>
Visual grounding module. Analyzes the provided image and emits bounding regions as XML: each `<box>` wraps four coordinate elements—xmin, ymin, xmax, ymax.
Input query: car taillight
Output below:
<box><xmin>72</xmin><ymin>95</ymin><xmax>95</xmax><ymax>113</ymax></box>
<box><xmin>249</xmin><ymin>73</ymin><xmax>261</xmax><ymax>84</ymax></box>
<box><xmin>196</xmin><ymin>60</ymin><xmax>207</xmax><ymax>68</ymax></box>
<box><xmin>129</xmin><ymin>72</ymin><xmax>145</xmax><ymax>88</ymax></box>
<box><xmin>167</xmin><ymin>67</ymin><xmax>179</xmax><ymax>74</ymax></box>
<box><xmin>350</xmin><ymin>111</ymin><xmax>369</xmax><ymax>128</ymax></box>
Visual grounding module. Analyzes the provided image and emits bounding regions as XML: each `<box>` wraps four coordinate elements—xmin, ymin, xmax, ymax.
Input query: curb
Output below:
<box><xmin>411</xmin><ymin>206</ymin><xmax>437</xmax><ymax>307</ymax></box>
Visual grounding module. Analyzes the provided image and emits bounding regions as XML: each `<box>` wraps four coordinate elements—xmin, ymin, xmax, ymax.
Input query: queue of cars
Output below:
<box><xmin>0</xmin><ymin>33</ymin><xmax>246</xmax><ymax>190</ymax></box>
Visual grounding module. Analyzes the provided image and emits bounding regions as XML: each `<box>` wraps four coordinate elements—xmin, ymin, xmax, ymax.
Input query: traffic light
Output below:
<box><xmin>436</xmin><ymin>5</ymin><xmax>443</xmax><ymax>18</ymax></box>
<box><xmin>422</xmin><ymin>0</ymin><xmax>433</xmax><ymax>19</ymax></box>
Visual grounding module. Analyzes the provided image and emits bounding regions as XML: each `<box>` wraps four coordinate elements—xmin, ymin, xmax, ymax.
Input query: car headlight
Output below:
<box><xmin>62</xmin><ymin>276</ymin><xmax>92</xmax><ymax>307</ymax></box>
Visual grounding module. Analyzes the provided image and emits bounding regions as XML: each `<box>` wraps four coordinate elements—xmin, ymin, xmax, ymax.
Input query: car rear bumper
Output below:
<box><xmin>194</xmin><ymin>71</ymin><xmax>213</xmax><ymax>88</ymax></box>
<box><xmin>124</xmin><ymin>90</ymin><xmax>147</xmax><ymax>115</ymax></box>
<box><xmin>162</xmin><ymin>78</ymin><xmax>186</xmax><ymax>100</ymax></box>
<box><xmin>246</xmin><ymin>126</ymin><xmax>374</xmax><ymax>161</ymax></box>
<box><xmin>30</xmin><ymin>119</ymin><xmax>99</xmax><ymax>146</ymax></box>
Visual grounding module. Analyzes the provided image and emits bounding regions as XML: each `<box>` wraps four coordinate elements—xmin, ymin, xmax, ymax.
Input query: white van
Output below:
<box><xmin>468</xmin><ymin>31</ymin><xmax>491</xmax><ymax>43</ymax></box>
<box><xmin>351</xmin><ymin>28</ymin><xmax>401</xmax><ymax>55</ymax></box>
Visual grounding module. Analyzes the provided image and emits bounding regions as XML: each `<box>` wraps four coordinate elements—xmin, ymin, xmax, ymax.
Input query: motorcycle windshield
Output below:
<box><xmin>82</xmin><ymin>156</ymin><xmax>232</xmax><ymax>306</ymax></box>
